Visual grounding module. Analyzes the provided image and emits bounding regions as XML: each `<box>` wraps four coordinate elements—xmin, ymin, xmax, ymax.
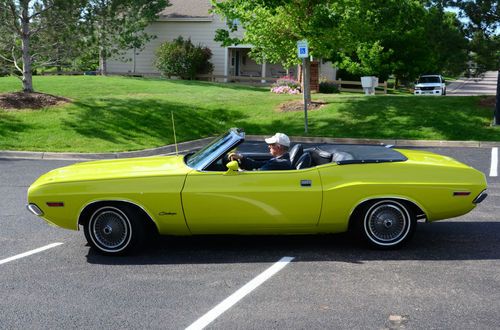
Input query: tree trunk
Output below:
<box><xmin>98</xmin><ymin>15</ymin><xmax>107</xmax><ymax>75</ymax></box>
<box><xmin>20</xmin><ymin>0</ymin><xmax>34</xmax><ymax>93</ymax></box>
<box><xmin>99</xmin><ymin>44</ymin><xmax>108</xmax><ymax>75</ymax></box>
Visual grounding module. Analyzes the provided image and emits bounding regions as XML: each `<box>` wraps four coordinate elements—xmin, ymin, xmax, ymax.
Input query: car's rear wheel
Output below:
<box><xmin>84</xmin><ymin>205</ymin><xmax>145</xmax><ymax>255</ymax></box>
<box><xmin>357</xmin><ymin>200</ymin><xmax>416</xmax><ymax>249</ymax></box>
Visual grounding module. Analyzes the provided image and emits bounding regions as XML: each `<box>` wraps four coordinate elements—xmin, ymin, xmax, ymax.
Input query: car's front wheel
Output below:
<box><xmin>84</xmin><ymin>205</ymin><xmax>145</xmax><ymax>255</ymax></box>
<box><xmin>357</xmin><ymin>200</ymin><xmax>416</xmax><ymax>249</ymax></box>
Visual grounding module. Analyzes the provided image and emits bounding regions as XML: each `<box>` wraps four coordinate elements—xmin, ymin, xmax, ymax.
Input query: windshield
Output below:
<box><xmin>185</xmin><ymin>130</ymin><xmax>243</xmax><ymax>170</ymax></box>
<box><xmin>418</xmin><ymin>76</ymin><xmax>441</xmax><ymax>84</ymax></box>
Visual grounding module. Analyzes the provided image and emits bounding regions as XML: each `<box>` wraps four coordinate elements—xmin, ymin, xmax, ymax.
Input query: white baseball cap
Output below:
<box><xmin>265</xmin><ymin>133</ymin><xmax>290</xmax><ymax>147</ymax></box>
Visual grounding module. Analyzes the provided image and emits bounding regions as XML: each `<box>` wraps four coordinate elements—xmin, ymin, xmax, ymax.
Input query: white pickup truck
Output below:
<box><xmin>414</xmin><ymin>75</ymin><xmax>446</xmax><ymax>96</ymax></box>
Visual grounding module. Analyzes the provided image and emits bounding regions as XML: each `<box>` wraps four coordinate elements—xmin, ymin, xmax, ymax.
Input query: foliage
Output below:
<box><xmin>154</xmin><ymin>37</ymin><xmax>213</xmax><ymax>80</ymax></box>
<box><xmin>212</xmin><ymin>0</ymin><xmax>345</xmax><ymax>103</ymax></box>
<box><xmin>319</xmin><ymin>81</ymin><xmax>339</xmax><ymax>94</ymax></box>
<box><xmin>271</xmin><ymin>76</ymin><xmax>301</xmax><ymax>94</ymax></box>
<box><xmin>333</xmin><ymin>1</ymin><xmax>468</xmax><ymax>85</ymax></box>
<box><xmin>448</xmin><ymin>0</ymin><xmax>500</xmax><ymax>72</ymax></box>
<box><xmin>79</xmin><ymin>0</ymin><xmax>169</xmax><ymax>74</ymax></box>
<box><xmin>213</xmin><ymin>0</ymin><xmax>471</xmax><ymax>87</ymax></box>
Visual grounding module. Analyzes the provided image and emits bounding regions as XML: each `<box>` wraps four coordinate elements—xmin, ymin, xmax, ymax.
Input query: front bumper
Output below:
<box><xmin>473</xmin><ymin>190</ymin><xmax>488</xmax><ymax>204</ymax></box>
<box><xmin>414</xmin><ymin>89</ymin><xmax>443</xmax><ymax>95</ymax></box>
<box><xmin>27</xmin><ymin>203</ymin><xmax>44</xmax><ymax>216</ymax></box>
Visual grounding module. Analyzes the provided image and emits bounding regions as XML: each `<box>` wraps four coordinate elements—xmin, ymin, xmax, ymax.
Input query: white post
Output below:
<box><xmin>261</xmin><ymin>60</ymin><xmax>267</xmax><ymax>83</ymax></box>
<box><xmin>224</xmin><ymin>48</ymin><xmax>229</xmax><ymax>82</ymax></box>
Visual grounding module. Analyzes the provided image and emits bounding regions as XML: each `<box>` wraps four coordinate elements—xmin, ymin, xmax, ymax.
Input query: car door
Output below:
<box><xmin>182</xmin><ymin>168</ymin><xmax>322</xmax><ymax>234</ymax></box>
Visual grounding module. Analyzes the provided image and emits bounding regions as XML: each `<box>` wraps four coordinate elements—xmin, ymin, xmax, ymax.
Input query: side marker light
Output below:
<box><xmin>46</xmin><ymin>202</ymin><xmax>64</xmax><ymax>207</ymax></box>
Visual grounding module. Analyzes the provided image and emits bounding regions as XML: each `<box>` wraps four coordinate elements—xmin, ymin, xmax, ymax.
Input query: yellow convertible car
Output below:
<box><xmin>27</xmin><ymin>128</ymin><xmax>487</xmax><ymax>255</ymax></box>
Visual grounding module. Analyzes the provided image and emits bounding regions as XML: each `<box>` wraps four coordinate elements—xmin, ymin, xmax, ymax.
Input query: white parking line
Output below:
<box><xmin>186</xmin><ymin>256</ymin><xmax>294</xmax><ymax>330</ymax></box>
<box><xmin>0</xmin><ymin>243</ymin><xmax>63</xmax><ymax>265</ymax></box>
<box><xmin>490</xmin><ymin>147</ymin><xmax>498</xmax><ymax>177</ymax></box>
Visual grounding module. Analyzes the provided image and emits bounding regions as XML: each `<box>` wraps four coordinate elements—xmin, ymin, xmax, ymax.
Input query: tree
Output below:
<box><xmin>333</xmin><ymin>1</ymin><xmax>468</xmax><ymax>84</ymax></box>
<box><xmin>80</xmin><ymin>0</ymin><xmax>169</xmax><ymax>75</ymax></box>
<box><xmin>212</xmin><ymin>0</ymin><xmax>470</xmax><ymax>94</ymax></box>
<box><xmin>212</xmin><ymin>0</ymin><xmax>345</xmax><ymax>104</ymax></box>
<box><xmin>0</xmin><ymin>0</ymin><xmax>83</xmax><ymax>92</ymax></box>
<box><xmin>449</xmin><ymin>0</ymin><xmax>500</xmax><ymax>72</ymax></box>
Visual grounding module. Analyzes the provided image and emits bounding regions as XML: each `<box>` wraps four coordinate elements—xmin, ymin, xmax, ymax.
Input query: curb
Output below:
<box><xmin>1</xmin><ymin>136</ymin><xmax>499</xmax><ymax>161</ymax></box>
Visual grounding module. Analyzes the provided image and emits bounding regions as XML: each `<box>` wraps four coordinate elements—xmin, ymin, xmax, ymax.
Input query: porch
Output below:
<box><xmin>223</xmin><ymin>46</ymin><xmax>297</xmax><ymax>82</ymax></box>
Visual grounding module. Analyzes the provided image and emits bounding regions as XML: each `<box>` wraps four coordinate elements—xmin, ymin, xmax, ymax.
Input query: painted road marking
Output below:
<box><xmin>0</xmin><ymin>243</ymin><xmax>63</xmax><ymax>265</ymax></box>
<box><xmin>186</xmin><ymin>256</ymin><xmax>295</xmax><ymax>330</ymax></box>
<box><xmin>490</xmin><ymin>147</ymin><xmax>498</xmax><ymax>177</ymax></box>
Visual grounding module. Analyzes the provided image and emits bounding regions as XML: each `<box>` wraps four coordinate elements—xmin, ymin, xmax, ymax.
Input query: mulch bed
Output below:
<box><xmin>478</xmin><ymin>96</ymin><xmax>496</xmax><ymax>108</ymax></box>
<box><xmin>277</xmin><ymin>100</ymin><xmax>327</xmax><ymax>112</ymax></box>
<box><xmin>0</xmin><ymin>92</ymin><xmax>71</xmax><ymax>110</ymax></box>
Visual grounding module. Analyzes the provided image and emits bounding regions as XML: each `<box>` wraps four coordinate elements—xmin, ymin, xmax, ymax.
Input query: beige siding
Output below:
<box><xmin>107</xmin><ymin>14</ymin><xmax>337</xmax><ymax>80</ymax></box>
<box><xmin>320</xmin><ymin>61</ymin><xmax>337</xmax><ymax>81</ymax></box>
<box><xmin>107</xmin><ymin>15</ymin><xmax>230</xmax><ymax>76</ymax></box>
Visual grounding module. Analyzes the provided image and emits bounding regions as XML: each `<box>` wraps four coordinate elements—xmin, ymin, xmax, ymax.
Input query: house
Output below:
<box><xmin>107</xmin><ymin>0</ymin><xmax>337</xmax><ymax>83</ymax></box>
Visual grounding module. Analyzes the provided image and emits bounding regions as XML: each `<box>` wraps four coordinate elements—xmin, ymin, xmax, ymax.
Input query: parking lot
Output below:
<box><xmin>1</xmin><ymin>146</ymin><xmax>499</xmax><ymax>329</ymax></box>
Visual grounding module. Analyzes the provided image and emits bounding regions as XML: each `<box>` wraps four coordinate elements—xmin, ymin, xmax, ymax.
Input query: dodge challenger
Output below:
<box><xmin>27</xmin><ymin>128</ymin><xmax>487</xmax><ymax>255</ymax></box>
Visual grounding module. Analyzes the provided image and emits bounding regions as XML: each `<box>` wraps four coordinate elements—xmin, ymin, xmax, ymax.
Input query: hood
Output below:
<box><xmin>415</xmin><ymin>82</ymin><xmax>442</xmax><ymax>87</ymax></box>
<box><xmin>32</xmin><ymin>155</ymin><xmax>191</xmax><ymax>186</ymax></box>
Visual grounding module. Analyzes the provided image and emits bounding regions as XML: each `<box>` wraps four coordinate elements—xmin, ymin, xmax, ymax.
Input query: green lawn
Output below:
<box><xmin>0</xmin><ymin>75</ymin><xmax>498</xmax><ymax>152</ymax></box>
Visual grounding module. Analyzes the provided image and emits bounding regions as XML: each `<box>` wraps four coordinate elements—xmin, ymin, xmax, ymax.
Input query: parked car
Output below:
<box><xmin>414</xmin><ymin>74</ymin><xmax>446</xmax><ymax>95</ymax></box>
<box><xmin>27</xmin><ymin>129</ymin><xmax>487</xmax><ymax>255</ymax></box>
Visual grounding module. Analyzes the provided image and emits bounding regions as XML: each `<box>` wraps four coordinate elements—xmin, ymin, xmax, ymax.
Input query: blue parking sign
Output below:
<box><xmin>297</xmin><ymin>40</ymin><xmax>308</xmax><ymax>58</ymax></box>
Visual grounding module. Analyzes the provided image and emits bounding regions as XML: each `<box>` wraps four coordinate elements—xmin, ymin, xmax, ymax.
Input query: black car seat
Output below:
<box><xmin>289</xmin><ymin>144</ymin><xmax>303</xmax><ymax>168</ymax></box>
<box><xmin>295</xmin><ymin>152</ymin><xmax>312</xmax><ymax>169</ymax></box>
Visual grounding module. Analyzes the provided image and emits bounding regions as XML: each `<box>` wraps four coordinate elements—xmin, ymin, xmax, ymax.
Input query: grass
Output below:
<box><xmin>0</xmin><ymin>75</ymin><xmax>498</xmax><ymax>152</ymax></box>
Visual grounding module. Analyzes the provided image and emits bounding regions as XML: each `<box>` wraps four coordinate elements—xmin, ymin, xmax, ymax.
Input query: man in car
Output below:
<box><xmin>229</xmin><ymin>132</ymin><xmax>292</xmax><ymax>170</ymax></box>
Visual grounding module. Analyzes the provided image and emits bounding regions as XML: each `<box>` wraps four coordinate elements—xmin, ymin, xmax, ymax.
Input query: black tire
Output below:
<box><xmin>83</xmin><ymin>205</ymin><xmax>145</xmax><ymax>255</ymax></box>
<box><xmin>357</xmin><ymin>200</ymin><xmax>416</xmax><ymax>249</ymax></box>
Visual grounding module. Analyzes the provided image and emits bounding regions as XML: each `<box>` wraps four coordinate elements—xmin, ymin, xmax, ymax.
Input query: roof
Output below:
<box><xmin>159</xmin><ymin>0</ymin><xmax>213</xmax><ymax>19</ymax></box>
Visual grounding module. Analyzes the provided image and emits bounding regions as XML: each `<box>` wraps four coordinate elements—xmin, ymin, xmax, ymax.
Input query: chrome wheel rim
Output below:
<box><xmin>90</xmin><ymin>207</ymin><xmax>131</xmax><ymax>252</ymax></box>
<box><xmin>364</xmin><ymin>201</ymin><xmax>410</xmax><ymax>246</ymax></box>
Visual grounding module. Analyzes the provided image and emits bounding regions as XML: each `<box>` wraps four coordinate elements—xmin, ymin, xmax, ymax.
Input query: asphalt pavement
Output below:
<box><xmin>1</xmin><ymin>71</ymin><xmax>499</xmax><ymax>329</ymax></box>
<box><xmin>0</xmin><ymin>146</ymin><xmax>499</xmax><ymax>329</ymax></box>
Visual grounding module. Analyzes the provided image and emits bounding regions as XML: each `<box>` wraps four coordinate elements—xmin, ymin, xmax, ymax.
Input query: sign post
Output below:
<box><xmin>494</xmin><ymin>70</ymin><xmax>500</xmax><ymax>126</ymax></box>
<box><xmin>297</xmin><ymin>40</ymin><xmax>309</xmax><ymax>134</ymax></box>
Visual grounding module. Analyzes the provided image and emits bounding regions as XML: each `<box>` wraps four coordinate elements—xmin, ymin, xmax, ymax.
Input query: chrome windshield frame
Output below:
<box><xmin>185</xmin><ymin>128</ymin><xmax>245</xmax><ymax>171</ymax></box>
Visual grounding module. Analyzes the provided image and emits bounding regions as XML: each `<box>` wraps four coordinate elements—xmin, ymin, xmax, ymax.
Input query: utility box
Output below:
<box><xmin>361</xmin><ymin>76</ymin><xmax>379</xmax><ymax>95</ymax></box>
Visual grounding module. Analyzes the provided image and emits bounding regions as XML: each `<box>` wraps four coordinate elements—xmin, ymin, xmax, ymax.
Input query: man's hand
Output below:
<box><xmin>228</xmin><ymin>152</ymin><xmax>242</xmax><ymax>161</ymax></box>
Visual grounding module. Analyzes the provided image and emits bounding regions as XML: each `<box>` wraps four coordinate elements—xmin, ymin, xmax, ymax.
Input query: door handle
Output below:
<box><xmin>300</xmin><ymin>180</ymin><xmax>312</xmax><ymax>187</ymax></box>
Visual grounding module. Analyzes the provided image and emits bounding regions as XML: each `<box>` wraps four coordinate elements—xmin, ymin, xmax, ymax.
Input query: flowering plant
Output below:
<box><xmin>270</xmin><ymin>76</ymin><xmax>301</xmax><ymax>94</ymax></box>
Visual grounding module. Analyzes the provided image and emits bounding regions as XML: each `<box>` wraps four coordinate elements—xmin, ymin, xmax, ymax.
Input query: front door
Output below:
<box><xmin>182</xmin><ymin>168</ymin><xmax>322</xmax><ymax>234</ymax></box>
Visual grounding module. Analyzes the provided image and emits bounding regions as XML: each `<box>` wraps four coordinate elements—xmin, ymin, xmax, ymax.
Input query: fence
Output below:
<box><xmin>195</xmin><ymin>74</ymin><xmax>278</xmax><ymax>85</ymax></box>
<box><xmin>332</xmin><ymin>79</ymin><xmax>387</xmax><ymax>94</ymax></box>
<box><xmin>38</xmin><ymin>71</ymin><xmax>387</xmax><ymax>94</ymax></box>
<box><xmin>197</xmin><ymin>75</ymin><xmax>388</xmax><ymax>94</ymax></box>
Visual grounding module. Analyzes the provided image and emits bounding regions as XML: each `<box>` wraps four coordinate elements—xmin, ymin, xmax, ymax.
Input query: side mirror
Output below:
<box><xmin>225</xmin><ymin>160</ymin><xmax>240</xmax><ymax>174</ymax></box>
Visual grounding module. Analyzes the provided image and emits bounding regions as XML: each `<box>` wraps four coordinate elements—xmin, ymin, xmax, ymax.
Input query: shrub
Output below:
<box><xmin>155</xmin><ymin>36</ymin><xmax>213</xmax><ymax>80</ymax></box>
<box><xmin>271</xmin><ymin>76</ymin><xmax>301</xmax><ymax>94</ymax></box>
<box><xmin>319</xmin><ymin>81</ymin><xmax>340</xmax><ymax>94</ymax></box>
